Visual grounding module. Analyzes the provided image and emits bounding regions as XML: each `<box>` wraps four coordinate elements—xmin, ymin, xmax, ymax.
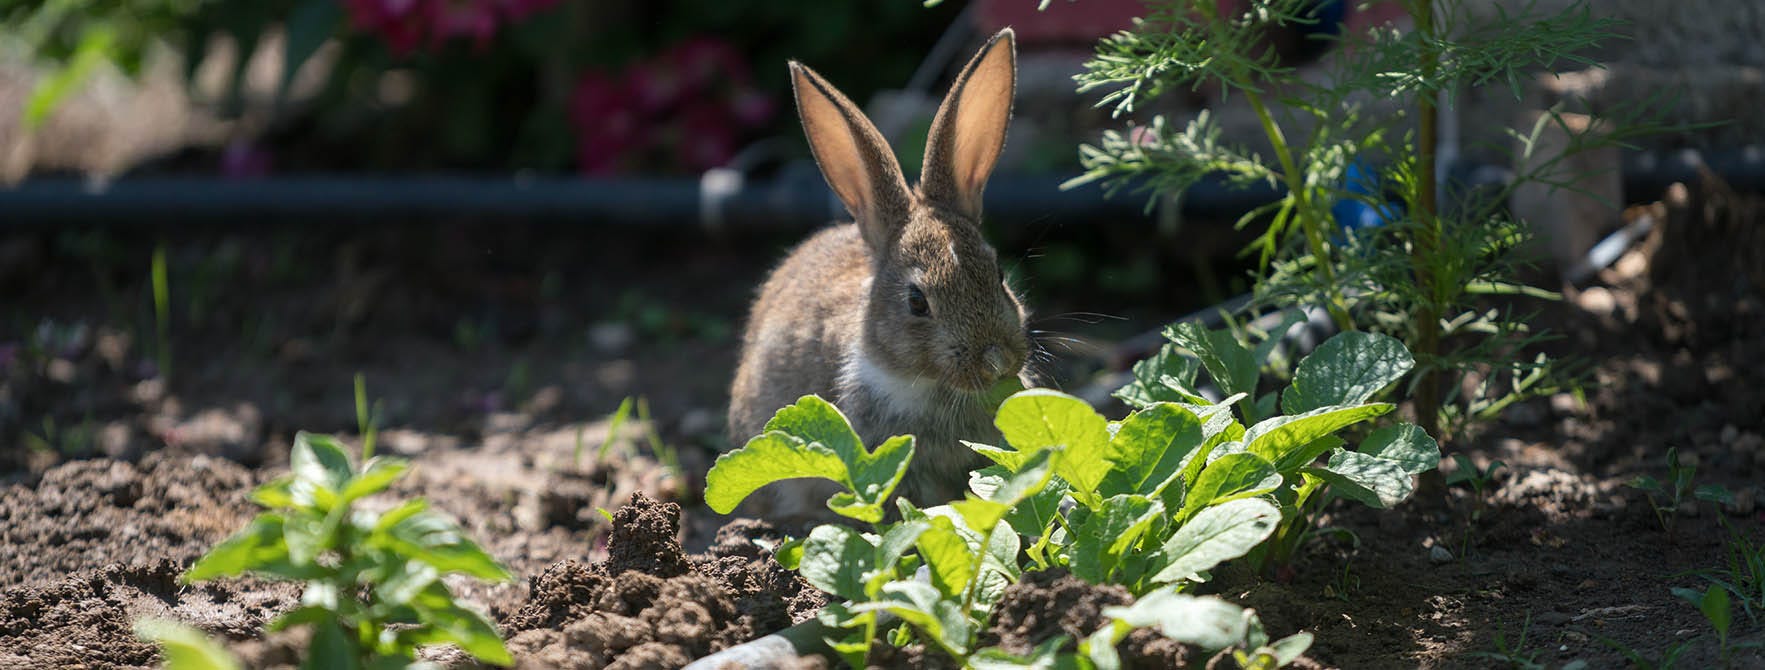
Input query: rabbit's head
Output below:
<box><xmin>790</xmin><ymin>29</ymin><xmax>1028</xmax><ymax>394</ymax></box>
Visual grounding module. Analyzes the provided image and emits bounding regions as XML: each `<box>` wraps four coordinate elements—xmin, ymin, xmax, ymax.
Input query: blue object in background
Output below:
<box><xmin>1330</xmin><ymin>158</ymin><xmax>1404</xmax><ymax>246</ymax></box>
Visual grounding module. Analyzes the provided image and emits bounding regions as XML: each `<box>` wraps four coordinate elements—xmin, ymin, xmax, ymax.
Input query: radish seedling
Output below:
<box><xmin>185</xmin><ymin>432</ymin><xmax>514</xmax><ymax>668</ymax></box>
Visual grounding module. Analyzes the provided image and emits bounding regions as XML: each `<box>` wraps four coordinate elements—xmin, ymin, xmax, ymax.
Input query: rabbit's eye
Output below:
<box><xmin>906</xmin><ymin>284</ymin><xmax>931</xmax><ymax>317</ymax></box>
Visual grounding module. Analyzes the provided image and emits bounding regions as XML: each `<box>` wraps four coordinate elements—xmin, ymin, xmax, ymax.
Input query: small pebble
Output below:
<box><xmin>1576</xmin><ymin>287</ymin><xmax>1616</xmax><ymax>315</ymax></box>
<box><xmin>1722</xmin><ymin>424</ymin><xmax>1740</xmax><ymax>446</ymax></box>
<box><xmin>1677</xmin><ymin>500</ymin><xmax>1700</xmax><ymax>518</ymax></box>
<box><xmin>1429</xmin><ymin>545</ymin><xmax>1454</xmax><ymax>564</ymax></box>
<box><xmin>589</xmin><ymin>322</ymin><xmax>635</xmax><ymax>354</ymax></box>
<box><xmin>1724</xmin><ymin>487</ymin><xmax>1758</xmax><ymax>516</ymax></box>
<box><xmin>1550</xmin><ymin>393</ymin><xmax>1581</xmax><ymax>415</ymax></box>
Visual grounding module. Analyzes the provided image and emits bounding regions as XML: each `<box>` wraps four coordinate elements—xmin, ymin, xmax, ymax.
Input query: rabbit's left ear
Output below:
<box><xmin>920</xmin><ymin>28</ymin><xmax>1016</xmax><ymax>222</ymax></box>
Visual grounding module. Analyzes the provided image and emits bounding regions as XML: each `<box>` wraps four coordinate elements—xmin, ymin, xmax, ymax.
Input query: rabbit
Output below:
<box><xmin>727</xmin><ymin>29</ymin><xmax>1033</xmax><ymax>528</ymax></box>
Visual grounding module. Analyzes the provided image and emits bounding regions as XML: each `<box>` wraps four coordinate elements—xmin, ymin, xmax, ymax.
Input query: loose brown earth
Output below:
<box><xmin>2</xmin><ymin>181</ymin><xmax>1762</xmax><ymax>669</ymax></box>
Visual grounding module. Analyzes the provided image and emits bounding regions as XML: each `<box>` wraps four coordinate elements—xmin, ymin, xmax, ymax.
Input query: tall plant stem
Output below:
<box><xmin>1246</xmin><ymin>90</ymin><xmax>1355</xmax><ymax>333</ymax></box>
<box><xmin>1410</xmin><ymin>0</ymin><xmax>1448</xmax><ymax>484</ymax></box>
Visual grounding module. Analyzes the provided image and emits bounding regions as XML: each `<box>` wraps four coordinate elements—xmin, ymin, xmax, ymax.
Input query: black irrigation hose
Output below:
<box><xmin>0</xmin><ymin>170</ymin><xmax>1276</xmax><ymax>228</ymax></box>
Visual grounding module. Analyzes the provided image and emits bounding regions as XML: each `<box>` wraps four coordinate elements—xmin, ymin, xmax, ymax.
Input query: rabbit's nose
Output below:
<box><xmin>982</xmin><ymin>345</ymin><xmax>1007</xmax><ymax>378</ymax></box>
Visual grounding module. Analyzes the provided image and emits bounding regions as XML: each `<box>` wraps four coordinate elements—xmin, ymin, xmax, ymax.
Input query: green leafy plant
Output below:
<box><xmin>1627</xmin><ymin>447</ymin><xmax>1732</xmax><ymax>537</ymax></box>
<box><xmin>706</xmin><ymin>391</ymin><xmax>1309</xmax><ymax>666</ymax></box>
<box><xmin>1466</xmin><ymin>611</ymin><xmax>1543</xmax><ymax>670</ymax></box>
<box><xmin>1672</xmin><ymin>585</ymin><xmax>1743</xmax><ymax>667</ymax></box>
<box><xmin>1446</xmin><ymin>453</ymin><xmax>1505</xmax><ymax>554</ymax></box>
<box><xmin>185</xmin><ymin>432</ymin><xmax>514</xmax><ymax>668</ymax></box>
<box><xmin>1598</xmin><ymin>634</ymin><xmax>1690</xmax><ymax>670</ymax></box>
<box><xmin>1117</xmin><ymin>325</ymin><xmax>1440</xmax><ymax>573</ymax></box>
<box><xmin>135</xmin><ymin>619</ymin><xmax>241</xmax><ymax>670</ymax></box>
<box><xmin>1065</xmin><ymin>0</ymin><xmax>1673</xmax><ymax>452</ymax></box>
<box><xmin>1684</xmin><ymin>518</ymin><xmax>1765</xmax><ymax>624</ymax></box>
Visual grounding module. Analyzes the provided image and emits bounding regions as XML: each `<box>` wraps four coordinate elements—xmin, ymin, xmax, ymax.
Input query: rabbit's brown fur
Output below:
<box><xmin>728</xmin><ymin>30</ymin><xmax>1032</xmax><ymax>526</ymax></box>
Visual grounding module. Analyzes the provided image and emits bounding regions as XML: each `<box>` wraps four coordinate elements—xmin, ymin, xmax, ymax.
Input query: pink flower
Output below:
<box><xmin>344</xmin><ymin>0</ymin><xmax>428</xmax><ymax>54</ymax></box>
<box><xmin>430</xmin><ymin>0</ymin><xmax>500</xmax><ymax>48</ymax></box>
<box><xmin>627</xmin><ymin>62</ymin><xmax>685</xmax><ymax>113</ymax></box>
<box><xmin>571</xmin><ymin>72</ymin><xmax>643</xmax><ymax>176</ymax></box>
<box><xmin>667</xmin><ymin>37</ymin><xmax>747</xmax><ymax>91</ymax></box>
<box><xmin>498</xmin><ymin>0</ymin><xmax>560</xmax><ymax>21</ymax></box>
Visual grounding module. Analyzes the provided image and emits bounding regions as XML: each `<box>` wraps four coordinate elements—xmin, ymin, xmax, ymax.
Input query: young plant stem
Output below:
<box><xmin>1407</xmin><ymin>0</ymin><xmax>1446</xmax><ymax>455</ymax></box>
<box><xmin>1246</xmin><ymin>91</ymin><xmax>1355</xmax><ymax>333</ymax></box>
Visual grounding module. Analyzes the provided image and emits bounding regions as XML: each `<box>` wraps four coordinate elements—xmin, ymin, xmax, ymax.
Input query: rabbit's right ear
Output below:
<box><xmin>791</xmin><ymin>62</ymin><xmax>912</xmax><ymax>252</ymax></box>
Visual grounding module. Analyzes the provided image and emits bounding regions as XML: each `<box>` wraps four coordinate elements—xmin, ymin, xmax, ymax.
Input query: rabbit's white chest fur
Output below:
<box><xmin>836</xmin><ymin>345</ymin><xmax>997</xmax><ymax>503</ymax></box>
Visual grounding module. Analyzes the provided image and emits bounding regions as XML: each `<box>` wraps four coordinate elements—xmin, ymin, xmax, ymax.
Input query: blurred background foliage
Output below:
<box><xmin>1</xmin><ymin>0</ymin><xmax>964</xmax><ymax>175</ymax></box>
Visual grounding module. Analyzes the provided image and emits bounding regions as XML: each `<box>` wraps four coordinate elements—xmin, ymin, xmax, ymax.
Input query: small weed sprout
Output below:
<box><xmin>1683</xmin><ymin>518</ymin><xmax>1765</xmax><ymax>624</ymax></box>
<box><xmin>1672</xmin><ymin>584</ymin><xmax>1749</xmax><ymax>666</ymax></box>
<box><xmin>151</xmin><ymin>241</ymin><xmax>171</xmax><ymax>381</ymax></box>
<box><xmin>1467</xmin><ymin>611</ymin><xmax>1543</xmax><ymax>669</ymax></box>
<box><xmin>1628</xmin><ymin>447</ymin><xmax>1732</xmax><ymax>537</ymax></box>
<box><xmin>135</xmin><ymin>619</ymin><xmax>241</xmax><ymax>670</ymax></box>
<box><xmin>185</xmin><ymin>432</ymin><xmax>514</xmax><ymax>667</ymax></box>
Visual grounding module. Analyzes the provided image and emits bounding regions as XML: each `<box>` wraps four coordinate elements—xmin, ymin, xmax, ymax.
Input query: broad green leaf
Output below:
<box><xmin>1165</xmin><ymin>322</ymin><xmax>1258</xmax><ymax>400</ymax></box>
<box><xmin>1357</xmin><ymin>423</ymin><xmax>1440</xmax><ymax>474</ymax></box>
<box><xmin>849</xmin><ymin>434</ymin><xmax>914</xmax><ymax>506</ymax></box>
<box><xmin>249</xmin><ymin>476</ymin><xmax>295</xmax><ymax>509</ymax></box>
<box><xmin>1103</xmin><ymin>588</ymin><xmax>1250</xmax><ymax>650</ymax></box>
<box><xmin>862</xmin><ymin>580</ymin><xmax>974</xmax><ymax>655</ymax></box>
<box><xmin>1282</xmin><ymin>331</ymin><xmax>1413</xmax><ymax>414</ymax></box>
<box><xmin>704</xmin><ymin>432</ymin><xmax>846</xmax><ymax>514</ymax></box>
<box><xmin>291</xmin><ymin>432</ymin><xmax>355</xmax><ymax>496</ymax></box>
<box><xmin>409</xmin><ymin>600</ymin><xmax>514</xmax><ymax>666</ymax></box>
<box><xmin>382</xmin><ymin>511</ymin><xmax>512</xmax><ymax>581</ymax></box>
<box><xmin>1694</xmin><ymin>484</ymin><xmax>1734</xmax><ymax>504</ymax></box>
<box><xmin>995</xmin><ymin>390</ymin><xmax>1112</xmax><ymax>504</ymax></box>
<box><xmin>372</xmin><ymin>499</ymin><xmax>428</xmax><ymax>533</ymax></box>
<box><xmin>799</xmin><ymin>525</ymin><xmax>873</xmax><ymax>601</ymax></box>
<box><xmin>1150</xmin><ymin>498</ymin><xmax>1280</xmax><ymax>583</ymax></box>
<box><xmin>1176</xmin><ymin>452</ymin><xmax>1279</xmax><ymax>522</ymax></box>
<box><xmin>916</xmin><ymin>517</ymin><xmax>974</xmax><ymax>598</ymax></box>
<box><xmin>878</xmin><ymin>522</ymin><xmax>929</xmax><ymax>571</ymax></box>
<box><xmin>302</xmin><ymin>622</ymin><xmax>360</xmax><ymax>670</ymax></box>
<box><xmin>984</xmin><ymin>468</ymin><xmax>1070</xmax><ymax>538</ymax></box>
<box><xmin>1100</xmin><ymin>403</ymin><xmax>1205</xmax><ymax>497</ymax></box>
<box><xmin>1315</xmin><ymin>450</ymin><xmax>1415</xmax><ymax>508</ymax></box>
<box><xmin>764</xmin><ymin>395</ymin><xmax>863</xmax><ymax>464</ymax></box>
<box><xmin>953</xmin><ymin>449</ymin><xmax>1056</xmax><ymax>532</ymax></box>
<box><xmin>340</xmin><ymin>457</ymin><xmax>408</xmax><ymax>503</ymax></box>
<box><xmin>774</xmin><ymin>537</ymin><xmax>804</xmax><ymax>570</ymax></box>
<box><xmin>968</xmin><ymin>440</ymin><xmax>1033</xmax><ymax>472</ymax></box>
<box><xmin>1115</xmin><ymin>346</ymin><xmax>1203</xmax><ymax>408</ymax></box>
<box><xmin>1268</xmin><ymin>632</ymin><xmax>1316</xmax><ymax>665</ymax></box>
<box><xmin>265</xmin><ymin>605</ymin><xmax>333</xmax><ymax>632</ymax></box>
<box><xmin>1070</xmin><ymin>494</ymin><xmax>1164</xmax><ymax>583</ymax></box>
<box><xmin>135</xmin><ymin>619</ymin><xmax>242</xmax><ymax>670</ymax></box>
<box><xmin>1243</xmin><ymin>404</ymin><xmax>1393</xmax><ymax>471</ymax></box>
<box><xmin>185</xmin><ymin>514</ymin><xmax>288</xmax><ymax>580</ymax></box>
<box><xmin>1085</xmin><ymin>622</ymin><xmax>1125</xmax><ymax>670</ymax></box>
<box><xmin>377</xmin><ymin>559</ymin><xmax>440</xmax><ymax>606</ymax></box>
<box><xmin>969</xmin><ymin>636</ymin><xmax>1067</xmax><ymax>669</ymax></box>
<box><xmin>1700</xmin><ymin>587</ymin><xmax>1731</xmax><ymax>636</ymax></box>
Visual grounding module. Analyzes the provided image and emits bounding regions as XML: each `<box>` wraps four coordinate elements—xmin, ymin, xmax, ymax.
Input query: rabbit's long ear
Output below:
<box><xmin>791</xmin><ymin>61</ymin><xmax>912</xmax><ymax>251</ymax></box>
<box><xmin>920</xmin><ymin>28</ymin><xmax>1015</xmax><ymax>222</ymax></box>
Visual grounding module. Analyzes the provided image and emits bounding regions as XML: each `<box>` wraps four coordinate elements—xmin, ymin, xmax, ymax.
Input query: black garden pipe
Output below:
<box><xmin>0</xmin><ymin>147</ymin><xmax>1756</xmax><ymax>229</ymax></box>
<box><xmin>0</xmin><ymin>168</ymin><xmax>1277</xmax><ymax>229</ymax></box>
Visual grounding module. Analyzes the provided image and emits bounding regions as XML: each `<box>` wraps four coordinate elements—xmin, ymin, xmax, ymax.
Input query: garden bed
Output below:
<box><xmin>3</xmin><ymin>183</ymin><xmax>1763</xmax><ymax>668</ymax></box>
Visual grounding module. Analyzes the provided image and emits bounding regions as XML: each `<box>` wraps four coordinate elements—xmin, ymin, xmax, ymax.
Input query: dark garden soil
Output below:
<box><xmin>3</xmin><ymin>179</ymin><xmax>1763</xmax><ymax>669</ymax></box>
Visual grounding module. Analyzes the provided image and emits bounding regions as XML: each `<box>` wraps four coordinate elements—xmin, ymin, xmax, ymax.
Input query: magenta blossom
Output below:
<box><xmin>566</xmin><ymin>36</ymin><xmax>777</xmax><ymax>175</ymax></box>
<box><xmin>343</xmin><ymin>0</ymin><xmax>561</xmax><ymax>54</ymax></box>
